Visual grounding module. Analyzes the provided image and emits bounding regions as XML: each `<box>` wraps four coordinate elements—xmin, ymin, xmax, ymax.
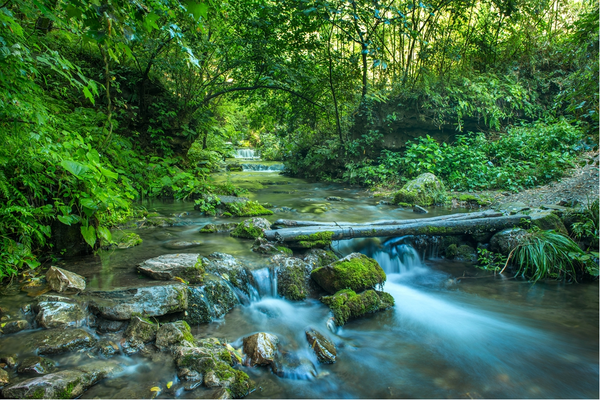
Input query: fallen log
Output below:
<box><xmin>264</xmin><ymin>215</ymin><xmax>530</xmax><ymax>243</ymax></box>
<box><xmin>271</xmin><ymin>210</ymin><xmax>502</xmax><ymax>228</ymax></box>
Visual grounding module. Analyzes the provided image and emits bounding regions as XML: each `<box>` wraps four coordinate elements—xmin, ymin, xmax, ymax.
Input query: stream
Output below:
<box><xmin>0</xmin><ymin>167</ymin><xmax>598</xmax><ymax>399</ymax></box>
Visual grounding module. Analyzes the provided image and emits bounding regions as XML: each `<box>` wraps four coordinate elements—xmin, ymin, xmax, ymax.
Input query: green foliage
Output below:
<box><xmin>571</xmin><ymin>199</ymin><xmax>599</xmax><ymax>250</ymax></box>
<box><xmin>476</xmin><ymin>248</ymin><xmax>507</xmax><ymax>273</ymax></box>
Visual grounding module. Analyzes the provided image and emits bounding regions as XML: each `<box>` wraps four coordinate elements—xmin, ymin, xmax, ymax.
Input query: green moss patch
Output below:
<box><xmin>321</xmin><ymin>289</ymin><xmax>395</xmax><ymax>326</ymax></box>
<box><xmin>224</xmin><ymin>200</ymin><xmax>273</xmax><ymax>217</ymax></box>
<box><xmin>231</xmin><ymin>222</ymin><xmax>263</xmax><ymax>239</ymax></box>
<box><xmin>311</xmin><ymin>253</ymin><xmax>386</xmax><ymax>294</ymax></box>
<box><xmin>392</xmin><ymin>173</ymin><xmax>448</xmax><ymax>206</ymax></box>
<box><xmin>291</xmin><ymin>231</ymin><xmax>334</xmax><ymax>249</ymax></box>
<box><xmin>457</xmin><ymin>194</ymin><xmax>493</xmax><ymax>206</ymax></box>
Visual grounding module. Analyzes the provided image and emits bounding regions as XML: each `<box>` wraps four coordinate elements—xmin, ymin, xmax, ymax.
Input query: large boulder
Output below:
<box><xmin>305</xmin><ymin>328</ymin><xmax>336</xmax><ymax>364</ymax></box>
<box><xmin>530</xmin><ymin>211</ymin><xmax>568</xmax><ymax>234</ymax></box>
<box><xmin>230</xmin><ymin>218</ymin><xmax>271</xmax><ymax>240</ymax></box>
<box><xmin>137</xmin><ymin>254</ymin><xmax>204</xmax><ymax>284</ymax></box>
<box><xmin>45</xmin><ymin>266</ymin><xmax>86</xmax><ymax>294</ymax></box>
<box><xmin>393</xmin><ymin>173</ymin><xmax>447</xmax><ymax>206</ymax></box>
<box><xmin>155</xmin><ymin>321</ymin><xmax>195</xmax><ymax>351</ymax></box>
<box><xmin>321</xmin><ymin>289</ymin><xmax>395</xmax><ymax>326</ymax></box>
<box><xmin>2</xmin><ymin>360</ymin><xmax>122</xmax><ymax>399</ymax></box>
<box><xmin>35</xmin><ymin>295</ymin><xmax>87</xmax><ymax>329</ymax></box>
<box><xmin>270</xmin><ymin>255</ymin><xmax>314</xmax><ymax>301</ymax></box>
<box><xmin>88</xmin><ymin>284</ymin><xmax>188</xmax><ymax>320</ymax></box>
<box><xmin>242</xmin><ymin>333</ymin><xmax>279</xmax><ymax>367</ymax></box>
<box><xmin>121</xmin><ymin>316</ymin><xmax>158</xmax><ymax>355</ymax></box>
<box><xmin>310</xmin><ymin>253</ymin><xmax>386</xmax><ymax>294</ymax></box>
<box><xmin>489</xmin><ymin>228</ymin><xmax>528</xmax><ymax>255</ymax></box>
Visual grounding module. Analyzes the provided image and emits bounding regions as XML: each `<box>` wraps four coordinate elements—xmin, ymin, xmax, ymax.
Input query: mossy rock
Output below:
<box><xmin>230</xmin><ymin>218</ymin><xmax>271</xmax><ymax>239</ymax></box>
<box><xmin>393</xmin><ymin>173</ymin><xmax>448</xmax><ymax>206</ymax></box>
<box><xmin>251</xmin><ymin>237</ymin><xmax>293</xmax><ymax>256</ymax></box>
<box><xmin>302</xmin><ymin>249</ymin><xmax>338</xmax><ymax>269</ymax></box>
<box><xmin>457</xmin><ymin>194</ymin><xmax>493</xmax><ymax>206</ymax></box>
<box><xmin>321</xmin><ymin>289</ymin><xmax>395</xmax><ymax>326</ymax></box>
<box><xmin>271</xmin><ymin>255</ymin><xmax>313</xmax><ymax>301</ymax></box>
<box><xmin>102</xmin><ymin>231</ymin><xmax>142</xmax><ymax>249</ymax></box>
<box><xmin>310</xmin><ymin>253</ymin><xmax>386</xmax><ymax>294</ymax></box>
<box><xmin>290</xmin><ymin>231</ymin><xmax>334</xmax><ymax>249</ymax></box>
<box><xmin>223</xmin><ymin>200</ymin><xmax>273</xmax><ymax>217</ymax></box>
<box><xmin>155</xmin><ymin>321</ymin><xmax>196</xmax><ymax>350</ymax></box>
<box><xmin>489</xmin><ymin>228</ymin><xmax>528</xmax><ymax>255</ymax></box>
<box><xmin>137</xmin><ymin>254</ymin><xmax>204</xmax><ymax>284</ymax></box>
<box><xmin>445</xmin><ymin>244</ymin><xmax>476</xmax><ymax>262</ymax></box>
<box><xmin>201</xmin><ymin>252</ymin><xmax>253</xmax><ymax>297</ymax></box>
<box><xmin>530</xmin><ymin>211</ymin><xmax>568</xmax><ymax>234</ymax></box>
<box><xmin>200</xmin><ymin>223</ymin><xmax>238</xmax><ymax>234</ymax></box>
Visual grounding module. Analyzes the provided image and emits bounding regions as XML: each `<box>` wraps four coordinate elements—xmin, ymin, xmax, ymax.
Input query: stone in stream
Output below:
<box><xmin>45</xmin><ymin>266</ymin><xmax>86</xmax><ymax>294</ymax></box>
<box><xmin>302</xmin><ymin>249</ymin><xmax>338</xmax><ymax>269</ymax></box>
<box><xmin>270</xmin><ymin>254</ymin><xmax>315</xmax><ymax>301</ymax></box>
<box><xmin>155</xmin><ymin>321</ymin><xmax>196</xmax><ymax>351</ymax></box>
<box><xmin>173</xmin><ymin>339</ymin><xmax>254</xmax><ymax>398</ymax></box>
<box><xmin>445</xmin><ymin>244</ymin><xmax>477</xmax><ymax>262</ymax></box>
<box><xmin>162</xmin><ymin>240</ymin><xmax>203</xmax><ymax>250</ymax></box>
<box><xmin>201</xmin><ymin>253</ymin><xmax>253</xmax><ymax>298</ymax></box>
<box><xmin>529</xmin><ymin>210</ymin><xmax>568</xmax><ymax>234</ymax></box>
<box><xmin>321</xmin><ymin>289</ymin><xmax>395</xmax><ymax>326</ymax></box>
<box><xmin>0</xmin><ymin>369</ymin><xmax>9</xmax><ymax>387</ymax></box>
<box><xmin>251</xmin><ymin>237</ymin><xmax>293</xmax><ymax>256</ymax></box>
<box><xmin>185</xmin><ymin>276</ymin><xmax>239</xmax><ymax>325</ymax></box>
<box><xmin>35</xmin><ymin>295</ymin><xmax>87</xmax><ymax>329</ymax></box>
<box><xmin>489</xmin><ymin>228</ymin><xmax>528</xmax><ymax>256</ymax></box>
<box><xmin>200</xmin><ymin>223</ymin><xmax>238</xmax><ymax>233</ymax></box>
<box><xmin>88</xmin><ymin>283</ymin><xmax>188</xmax><ymax>320</ymax></box>
<box><xmin>310</xmin><ymin>253</ymin><xmax>386</xmax><ymax>294</ymax></box>
<box><xmin>1</xmin><ymin>319</ymin><xmax>31</xmax><ymax>334</ymax></box>
<box><xmin>326</xmin><ymin>196</ymin><xmax>343</xmax><ymax>201</ymax></box>
<box><xmin>121</xmin><ymin>316</ymin><xmax>158</xmax><ymax>355</ymax></box>
<box><xmin>2</xmin><ymin>328</ymin><xmax>97</xmax><ymax>356</ymax></box>
<box><xmin>95</xmin><ymin>339</ymin><xmax>120</xmax><ymax>358</ymax></box>
<box><xmin>230</xmin><ymin>217</ymin><xmax>271</xmax><ymax>239</ymax></box>
<box><xmin>2</xmin><ymin>360</ymin><xmax>122</xmax><ymax>399</ymax></box>
<box><xmin>393</xmin><ymin>173</ymin><xmax>447</xmax><ymax>207</ymax></box>
<box><xmin>271</xmin><ymin>352</ymin><xmax>317</xmax><ymax>380</ymax></box>
<box><xmin>137</xmin><ymin>253</ymin><xmax>204</xmax><ymax>284</ymax></box>
<box><xmin>17</xmin><ymin>356</ymin><xmax>57</xmax><ymax>375</ymax></box>
<box><xmin>242</xmin><ymin>332</ymin><xmax>279</xmax><ymax>367</ymax></box>
<box><xmin>413</xmin><ymin>205</ymin><xmax>428</xmax><ymax>214</ymax></box>
<box><xmin>305</xmin><ymin>328</ymin><xmax>336</xmax><ymax>364</ymax></box>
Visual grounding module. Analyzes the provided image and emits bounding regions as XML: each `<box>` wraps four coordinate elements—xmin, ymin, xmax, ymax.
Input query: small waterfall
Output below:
<box><xmin>250</xmin><ymin>267</ymin><xmax>278</xmax><ymax>298</ymax></box>
<box><xmin>234</xmin><ymin>148</ymin><xmax>260</xmax><ymax>160</ymax></box>
<box><xmin>241</xmin><ymin>163</ymin><xmax>284</xmax><ymax>172</ymax></box>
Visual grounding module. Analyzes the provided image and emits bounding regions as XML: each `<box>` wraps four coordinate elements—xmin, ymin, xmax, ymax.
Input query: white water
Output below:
<box><xmin>235</xmin><ymin>149</ymin><xmax>260</xmax><ymax>159</ymax></box>
<box><xmin>241</xmin><ymin>163</ymin><xmax>284</xmax><ymax>172</ymax></box>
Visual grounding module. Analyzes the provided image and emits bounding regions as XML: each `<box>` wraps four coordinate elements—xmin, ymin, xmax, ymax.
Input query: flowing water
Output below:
<box><xmin>0</xmin><ymin>170</ymin><xmax>597</xmax><ymax>399</ymax></box>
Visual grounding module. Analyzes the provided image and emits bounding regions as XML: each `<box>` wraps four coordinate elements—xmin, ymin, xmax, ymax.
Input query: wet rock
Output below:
<box><xmin>174</xmin><ymin>342</ymin><xmax>254</xmax><ymax>398</ymax></box>
<box><xmin>199</xmin><ymin>223</ymin><xmax>237</xmax><ymax>234</ymax></box>
<box><xmin>413</xmin><ymin>205</ymin><xmax>428</xmax><ymax>214</ymax></box>
<box><xmin>251</xmin><ymin>237</ymin><xmax>292</xmax><ymax>256</ymax></box>
<box><xmin>242</xmin><ymin>332</ymin><xmax>279</xmax><ymax>367</ymax></box>
<box><xmin>0</xmin><ymin>355</ymin><xmax>17</xmax><ymax>368</ymax></box>
<box><xmin>96</xmin><ymin>339</ymin><xmax>119</xmax><ymax>357</ymax></box>
<box><xmin>0</xmin><ymin>368</ymin><xmax>8</xmax><ymax>387</ymax></box>
<box><xmin>121</xmin><ymin>316</ymin><xmax>158</xmax><ymax>355</ymax></box>
<box><xmin>102</xmin><ymin>231</ymin><xmax>142</xmax><ymax>249</ymax></box>
<box><xmin>35</xmin><ymin>299</ymin><xmax>87</xmax><ymax>329</ymax></box>
<box><xmin>137</xmin><ymin>254</ymin><xmax>204</xmax><ymax>284</ymax></box>
<box><xmin>272</xmin><ymin>352</ymin><xmax>317</xmax><ymax>380</ymax></box>
<box><xmin>489</xmin><ymin>228</ymin><xmax>528</xmax><ymax>256</ymax></box>
<box><xmin>208</xmin><ymin>387</ymin><xmax>233</xmax><ymax>399</ymax></box>
<box><xmin>2</xmin><ymin>360</ymin><xmax>122</xmax><ymax>399</ymax></box>
<box><xmin>305</xmin><ymin>328</ymin><xmax>336</xmax><ymax>364</ymax></box>
<box><xmin>156</xmin><ymin>321</ymin><xmax>195</xmax><ymax>351</ymax></box>
<box><xmin>393</xmin><ymin>173</ymin><xmax>447</xmax><ymax>206</ymax></box>
<box><xmin>270</xmin><ymin>255</ymin><xmax>313</xmax><ymax>301</ymax></box>
<box><xmin>31</xmin><ymin>328</ymin><xmax>97</xmax><ymax>355</ymax></box>
<box><xmin>326</xmin><ymin>196</ymin><xmax>343</xmax><ymax>201</ymax></box>
<box><xmin>230</xmin><ymin>217</ymin><xmax>271</xmax><ymax>239</ymax></box>
<box><xmin>310</xmin><ymin>253</ymin><xmax>386</xmax><ymax>294</ymax></box>
<box><xmin>1</xmin><ymin>319</ymin><xmax>31</xmax><ymax>334</ymax></box>
<box><xmin>88</xmin><ymin>283</ymin><xmax>188</xmax><ymax>320</ymax></box>
<box><xmin>530</xmin><ymin>211</ymin><xmax>568</xmax><ymax>234</ymax></box>
<box><xmin>185</xmin><ymin>277</ymin><xmax>239</xmax><ymax>326</ymax></box>
<box><xmin>17</xmin><ymin>356</ymin><xmax>57</xmax><ymax>375</ymax></box>
<box><xmin>495</xmin><ymin>201</ymin><xmax>530</xmax><ymax>214</ymax></box>
<box><xmin>445</xmin><ymin>244</ymin><xmax>477</xmax><ymax>262</ymax></box>
<box><xmin>201</xmin><ymin>253</ymin><xmax>253</xmax><ymax>297</ymax></box>
<box><xmin>302</xmin><ymin>249</ymin><xmax>338</xmax><ymax>269</ymax></box>
<box><xmin>163</xmin><ymin>240</ymin><xmax>203</xmax><ymax>250</ymax></box>
<box><xmin>45</xmin><ymin>266</ymin><xmax>86</xmax><ymax>294</ymax></box>
<box><xmin>95</xmin><ymin>318</ymin><xmax>126</xmax><ymax>333</ymax></box>
<box><xmin>321</xmin><ymin>289</ymin><xmax>395</xmax><ymax>326</ymax></box>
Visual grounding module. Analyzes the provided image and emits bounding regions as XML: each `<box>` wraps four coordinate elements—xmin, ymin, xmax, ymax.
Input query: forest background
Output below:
<box><xmin>0</xmin><ymin>0</ymin><xmax>597</xmax><ymax>276</ymax></box>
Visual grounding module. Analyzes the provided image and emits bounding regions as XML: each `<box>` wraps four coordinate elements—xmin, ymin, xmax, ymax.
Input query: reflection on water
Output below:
<box><xmin>0</xmin><ymin>172</ymin><xmax>597</xmax><ymax>399</ymax></box>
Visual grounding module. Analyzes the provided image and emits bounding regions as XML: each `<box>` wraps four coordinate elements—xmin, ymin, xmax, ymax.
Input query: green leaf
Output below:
<box><xmin>57</xmin><ymin>215</ymin><xmax>74</xmax><ymax>226</ymax></box>
<box><xmin>100</xmin><ymin>166</ymin><xmax>118</xmax><ymax>180</ymax></box>
<box><xmin>186</xmin><ymin>1</ymin><xmax>209</xmax><ymax>20</ymax></box>
<box><xmin>97</xmin><ymin>226</ymin><xmax>112</xmax><ymax>243</ymax></box>
<box><xmin>25</xmin><ymin>258</ymin><xmax>41</xmax><ymax>269</ymax></box>
<box><xmin>80</xmin><ymin>225</ymin><xmax>97</xmax><ymax>248</ymax></box>
<box><xmin>61</xmin><ymin>160</ymin><xmax>90</xmax><ymax>178</ymax></box>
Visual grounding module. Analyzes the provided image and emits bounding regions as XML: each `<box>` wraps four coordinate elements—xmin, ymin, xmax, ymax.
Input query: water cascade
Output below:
<box><xmin>234</xmin><ymin>148</ymin><xmax>260</xmax><ymax>160</ymax></box>
<box><xmin>241</xmin><ymin>163</ymin><xmax>284</xmax><ymax>172</ymax></box>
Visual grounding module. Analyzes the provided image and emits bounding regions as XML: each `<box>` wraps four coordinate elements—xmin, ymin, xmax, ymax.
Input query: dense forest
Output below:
<box><xmin>0</xmin><ymin>0</ymin><xmax>598</xmax><ymax>276</ymax></box>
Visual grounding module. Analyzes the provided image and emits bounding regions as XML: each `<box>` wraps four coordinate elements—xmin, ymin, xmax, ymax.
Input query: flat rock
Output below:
<box><xmin>1</xmin><ymin>319</ymin><xmax>31</xmax><ymax>334</ymax></box>
<box><xmin>88</xmin><ymin>284</ymin><xmax>188</xmax><ymax>320</ymax></box>
<box><xmin>17</xmin><ymin>356</ymin><xmax>57</xmax><ymax>375</ymax></box>
<box><xmin>2</xmin><ymin>360</ymin><xmax>122</xmax><ymax>399</ymax></box>
<box><xmin>45</xmin><ymin>266</ymin><xmax>86</xmax><ymax>294</ymax></box>
<box><xmin>2</xmin><ymin>328</ymin><xmax>97</xmax><ymax>356</ymax></box>
<box><xmin>35</xmin><ymin>299</ymin><xmax>87</xmax><ymax>329</ymax></box>
<box><xmin>495</xmin><ymin>202</ymin><xmax>530</xmax><ymax>214</ymax></box>
<box><xmin>137</xmin><ymin>254</ymin><xmax>203</xmax><ymax>284</ymax></box>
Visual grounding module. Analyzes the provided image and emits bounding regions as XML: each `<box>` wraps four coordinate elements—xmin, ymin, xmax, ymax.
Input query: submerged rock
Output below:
<box><xmin>321</xmin><ymin>289</ymin><xmax>395</xmax><ymax>326</ymax></box>
<box><xmin>326</xmin><ymin>196</ymin><xmax>343</xmax><ymax>202</ymax></box>
<box><xmin>156</xmin><ymin>321</ymin><xmax>196</xmax><ymax>351</ymax></box>
<box><xmin>305</xmin><ymin>328</ymin><xmax>336</xmax><ymax>364</ymax></box>
<box><xmin>26</xmin><ymin>328</ymin><xmax>96</xmax><ymax>355</ymax></box>
<box><xmin>230</xmin><ymin>217</ymin><xmax>271</xmax><ymax>239</ymax></box>
<box><xmin>162</xmin><ymin>240</ymin><xmax>203</xmax><ymax>250</ymax></box>
<box><xmin>137</xmin><ymin>254</ymin><xmax>204</xmax><ymax>284</ymax></box>
<box><xmin>17</xmin><ymin>356</ymin><xmax>57</xmax><ymax>375</ymax></box>
<box><xmin>35</xmin><ymin>297</ymin><xmax>87</xmax><ymax>329</ymax></box>
<box><xmin>200</xmin><ymin>223</ymin><xmax>238</xmax><ymax>233</ymax></box>
<box><xmin>393</xmin><ymin>173</ymin><xmax>447</xmax><ymax>207</ymax></box>
<box><xmin>45</xmin><ymin>266</ymin><xmax>86</xmax><ymax>294</ymax></box>
<box><xmin>2</xmin><ymin>360</ymin><xmax>122</xmax><ymax>399</ymax></box>
<box><xmin>88</xmin><ymin>284</ymin><xmax>188</xmax><ymax>320</ymax></box>
<box><xmin>310</xmin><ymin>253</ymin><xmax>386</xmax><ymax>294</ymax></box>
<box><xmin>270</xmin><ymin>255</ymin><xmax>314</xmax><ymax>301</ymax></box>
<box><xmin>242</xmin><ymin>332</ymin><xmax>279</xmax><ymax>367</ymax></box>
<box><xmin>272</xmin><ymin>352</ymin><xmax>317</xmax><ymax>380</ymax></box>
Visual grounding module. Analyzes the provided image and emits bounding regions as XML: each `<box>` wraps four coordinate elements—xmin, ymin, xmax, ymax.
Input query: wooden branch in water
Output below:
<box><xmin>264</xmin><ymin>215</ymin><xmax>529</xmax><ymax>243</ymax></box>
<box><xmin>271</xmin><ymin>210</ymin><xmax>502</xmax><ymax>229</ymax></box>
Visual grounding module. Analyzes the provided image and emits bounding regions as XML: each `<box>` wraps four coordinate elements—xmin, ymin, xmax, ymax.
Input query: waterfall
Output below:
<box><xmin>250</xmin><ymin>267</ymin><xmax>278</xmax><ymax>298</ymax></box>
<box><xmin>234</xmin><ymin>148</ymin><xmax>260</xmax><ymax>159</ymax></box>
<box><xmin>241</xmin><ymin>163</ymin><xmax>284</xmax><ymax>172</ymax></box>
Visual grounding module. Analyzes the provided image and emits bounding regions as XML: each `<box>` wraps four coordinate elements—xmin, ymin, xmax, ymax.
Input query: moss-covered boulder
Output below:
<box><xmin>223</xmin><ymin>200</ymin><xmax>273</xmax><ymax>217</ymax></box>
<box><xmin>489</xmin><ymin>228</ymin><xmax>528</xmax><ymax>255</ymax></box>
<box><xmin>321</xmin><ymin>289</ymin><xmax>395</xmax><ymax>326</ymax></box>
<box><xmin>174</xmin><ymin>340</ymin><xmax>254</xmax><ymax>398</ymax></box>
<box><xmin>270</xmin><ymin>255</ymin><xmax>313</xmax><ymax>301</ymax></box>
<box><xmin>185</xmin><ymin>277</ymin><xmax>239</xmax><ymax>326</ymax></box>
<box><xmin>121</xmin><ymin>316</ymin><xmax>158</xmax><ymax>355</ymax></box>
<box><xmin>393</xmin><ymin>173</ymin><xmax>447</xmax><ymax>206</ymax></box>
<box><xmin>310</xmin><ymin>253</ymin><xmax>386</xmax><ymax>294</ymax></box>
<box><xmin>445</xmin><ymin>244</ymin><xmax>477</xmax><ymax>262</ymax></box>
<box><xmin>102</xmin><ymin>231</ymin><xmax>142</xmax><ymax>249</ymax></box>
<box><xmin>137</xmin><ymin>254</ymin><xmax>204</xmax><ymax>284</ymax></box>
<box><xmin>155</xmin><ymin>321</ymin><xmax>196</xmax><ymax>351</ymax></box>
<box><xmin>200</xmin><ymin>223</ymin><xmax>238</xmax><ymax>233</ymax></box>
<box><xmin>17</xmin><ymin>356</ymin><xmax>57</xmax><ymax>375</ymax></box>
<box><xmin>201</xmin><ymin>253</ymin><xmax>253</xmax><ymax>298</ymax></box>
<box><xmin>230</xmin><ymin>218</ymin><xmax>271</xmax><ymax>239</ymax></box>
<box><xmin>302</xmin><ymin>249</ymin><xmax>338</xmax><ymax>269</ymax></box>
<box><xmin>530</xmin><ymin>211</ymin><xmax>568</xmax><ymax>234</ymax></box>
